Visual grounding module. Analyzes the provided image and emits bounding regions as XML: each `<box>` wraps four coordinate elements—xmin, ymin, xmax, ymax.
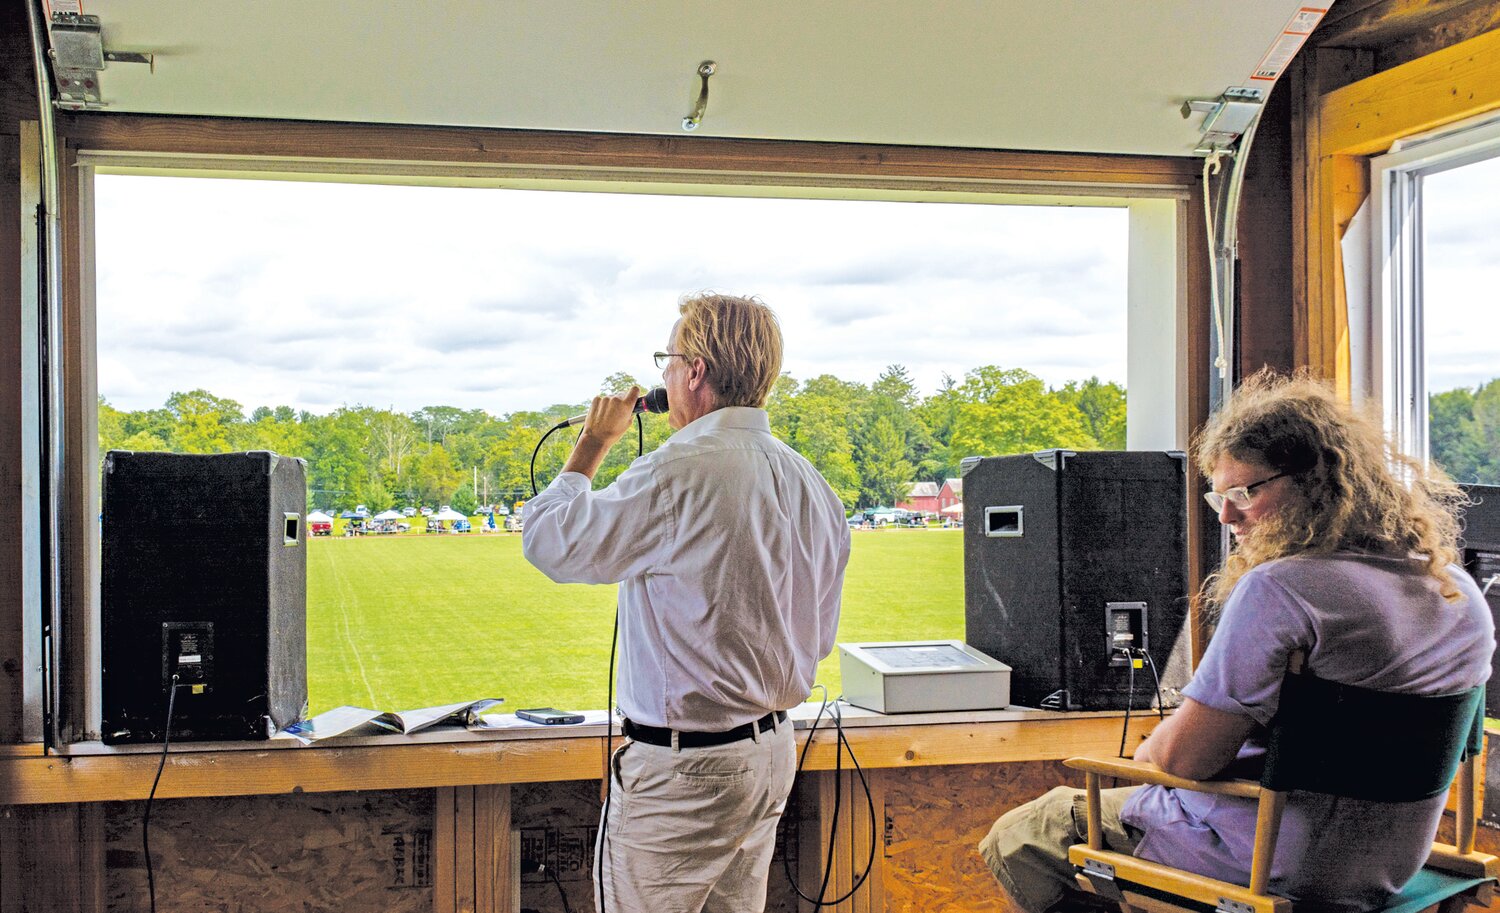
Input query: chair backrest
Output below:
<box><xmin>1262</xmin><ymin>673</ymin><xmax>1483</xmax><ymax>801</ymax></box>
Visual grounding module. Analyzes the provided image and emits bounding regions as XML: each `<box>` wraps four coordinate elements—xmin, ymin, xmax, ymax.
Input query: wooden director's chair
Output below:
<box><xmin>1066</xmin><ymin>667</ymin><xmax>1498</xmax><ymax>913</ymax></box>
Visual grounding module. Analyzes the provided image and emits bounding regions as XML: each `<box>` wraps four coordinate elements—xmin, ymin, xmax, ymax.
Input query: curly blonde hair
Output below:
<box><xmin>1196</xmin><ymin>370</ymin><xmax>1466</xmax><ymax>610</ymax></box>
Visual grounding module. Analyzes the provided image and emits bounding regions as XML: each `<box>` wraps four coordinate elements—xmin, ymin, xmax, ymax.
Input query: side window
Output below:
<box><xmin>1421</xmin><ymin>154</ymin><xmax>1500</xmax><ymax>485</ymax></box>
<box><xmin>1371</xmin><ymin>124</ymin><xmax>1500</xmax><ymax>485</ymax></box>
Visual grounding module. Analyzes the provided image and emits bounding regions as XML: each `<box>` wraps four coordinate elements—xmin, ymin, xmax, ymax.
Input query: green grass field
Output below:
<box><xmin>307</xmin><ymin>529</ymin><xmax>963</xmax><ymax>714</ymax></box>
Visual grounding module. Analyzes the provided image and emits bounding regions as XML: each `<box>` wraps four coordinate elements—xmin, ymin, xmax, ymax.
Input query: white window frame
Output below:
<box><xmin>1368</xmin><ymin>115</ymin><xmax>1500</xmax><ymax>461</ymax></box>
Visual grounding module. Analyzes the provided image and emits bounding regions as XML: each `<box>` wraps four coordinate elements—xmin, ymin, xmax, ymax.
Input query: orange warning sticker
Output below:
<box><xmin>44</xmin><ymin>0</ymin><xmax>84</xmax><ymax>14</ymax></box>
<box><xmin>1250</xmin><ymin>6</ymin><xmax>1329</xmax><ymax>82</ymax></box>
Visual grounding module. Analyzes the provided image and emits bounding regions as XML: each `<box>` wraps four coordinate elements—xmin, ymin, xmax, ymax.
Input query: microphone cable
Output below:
<box><xmin>146</xmin><ymin>674</ymin><xmax>185</xmax><ymax>913</ymax></box>
<box><xmin>530</xmin><ymin>415</ymin><xmax>643</xmax><ymax>497</ymax></box>
<box><xmin>1117</xmin><ymin>649</ymin><xmax>1137</xmax><ymax>758</ymax></box>
<box><xmin>779</xmin><ymin>687</ymin><xmax>877</xmax><ymax>908</ymax></box>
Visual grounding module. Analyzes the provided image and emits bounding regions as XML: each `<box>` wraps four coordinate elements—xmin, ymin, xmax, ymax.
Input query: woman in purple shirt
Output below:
<box><xmin>980</xmin><ymin>371</ymin><xmax>1494</xmax><ymax>913</ymax></box>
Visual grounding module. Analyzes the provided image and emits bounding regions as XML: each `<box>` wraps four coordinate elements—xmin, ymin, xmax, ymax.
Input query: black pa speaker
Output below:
<box><xmin>1459</xmin><ymin>484</ymin><xmax>1500</xmax><ymax>716</ymax></box>
<box><xmin>102</xmin><ymin>451</ymin><xmax>308</xmax><ymax>744</ymax></box>
<box><xmin>962</xmin><ymin>450</ymin><xmax>1191</xmax><ymax>711</ymax></box>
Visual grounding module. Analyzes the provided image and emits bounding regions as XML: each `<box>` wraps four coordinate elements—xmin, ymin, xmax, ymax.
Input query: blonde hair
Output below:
<box><xmin>1196</xmin><ymin>370</ymin><xmax>1466</xmax><ymax>610</ymax></box>
<box><xmin>674</xmin><ymin>292</ymin><xmax>783</xmax><ymax>408</ymax></box>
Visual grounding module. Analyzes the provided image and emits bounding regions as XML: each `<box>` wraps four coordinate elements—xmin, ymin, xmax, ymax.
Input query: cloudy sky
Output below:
<box><xmin>1421</xmin><ymin>153</ymin><xmax>1500</xmax><ymax>394</ymax></box>
<box><xmin>94</xmin><ymin>176</ymin><xmax>1129</xmax><ymax>416</ymax></box>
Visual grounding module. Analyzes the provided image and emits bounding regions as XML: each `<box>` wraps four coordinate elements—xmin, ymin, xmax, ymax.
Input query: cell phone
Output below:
<box><xmin>516</xmin><ymin>707</ymin><xmax>585</xmax><ymax>725</ymax></box>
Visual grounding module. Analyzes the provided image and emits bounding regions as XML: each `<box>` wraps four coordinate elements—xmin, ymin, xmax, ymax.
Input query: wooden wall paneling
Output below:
<box><xmin>1290</xmin><ymin>48</ymin><xmax>1376</xmax><ymax>384</ymax></box>
<box><xmin>799</xmin><ymin>767</ymin><xmax>886</xmax><ymax>913</ymax></box>
<box><xmin>0</xmin><ymin>2</ymin><xmax>38</xmax><ymax>127</ymax></box>
<box><xmin>435</xmin><ymin>786</ymin><xmax>457</xmax><ymax>913</ymax></box>
<box><xmin>1180</xmin><ymin>183</ymin><xmax>1214</xmax><ymax>665</ymax></box>
<box><xmin>0</xmin><ymin>129</ymin><xmax>24</xmax><ymax>743</ymax></box>
<box><xmin>1235</xmin><ymin>76</ymin><xmax>1297</xmax><ymax>378</ymax></box>
<box><xmin>0</xmin><ymin>801</ymin><xmax>103</xmax><ymax>913</ymax></box>
<box><xmin>456</xmin><ymin>785</ymin><xmax>477</xmax><ymax>913</ymax></box>
<box><xmin>474</xmin><ymin>785</ymin><xmax>513</xmax><ymax>913</ymax></box>
<box><xmin>1313</xmin><ymin>0</ymin><xmax>1500</xmax><ymax>71</ymax></box>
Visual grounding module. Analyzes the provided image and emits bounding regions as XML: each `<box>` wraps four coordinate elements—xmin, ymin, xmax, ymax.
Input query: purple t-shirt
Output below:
<box><xmin>1121</xmin><ymin>551</ymin><xmax>1494</xmax><ymax>910</ymax></box>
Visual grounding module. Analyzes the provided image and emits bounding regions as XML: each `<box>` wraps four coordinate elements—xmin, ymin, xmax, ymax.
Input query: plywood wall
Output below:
<box><xmin>101</xmin><ymin>790</ymin><xmax>434</xmax><ymax>913</ymax></box>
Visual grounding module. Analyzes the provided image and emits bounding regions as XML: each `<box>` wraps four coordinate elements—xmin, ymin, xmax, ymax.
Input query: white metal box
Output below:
<box><xmin>838</xmin><ymin>640</ymin><xmax>1012</xmax><ymax>714</ymax></box>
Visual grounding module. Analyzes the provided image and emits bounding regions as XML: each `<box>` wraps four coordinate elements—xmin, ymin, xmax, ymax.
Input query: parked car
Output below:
<box><xmin>401</xmin><ymin>507</ymin><xmax>417</xmax><ymax>517</ymax></box>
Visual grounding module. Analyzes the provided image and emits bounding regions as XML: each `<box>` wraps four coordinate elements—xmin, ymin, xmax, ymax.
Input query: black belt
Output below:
<box><xmin>623</xmin><ymin>710</ymin><xmax>786</xmax><ymax>748</ymax></box>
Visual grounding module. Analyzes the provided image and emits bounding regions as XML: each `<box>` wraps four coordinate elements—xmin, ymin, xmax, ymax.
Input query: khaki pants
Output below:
<box><xmin>596</xmin><ymin>720</ymin><xmax>796</xmax><ymax>913</ymax></box>
<box><xmin>978</xmin><ymin>786</ymin><xmax>1142</xmax><ymax>913</ymax></box>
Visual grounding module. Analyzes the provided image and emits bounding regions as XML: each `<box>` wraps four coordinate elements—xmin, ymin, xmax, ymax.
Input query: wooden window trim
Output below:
<box><xmin>45</xmin><ymin>113</ymin><xmax>1213</xmax><ymax>745</ymax></box>
<box><xmin>1293</xmin><ymin>26</ymin><xmax>1500</xmax><ymax>388</ymax></box>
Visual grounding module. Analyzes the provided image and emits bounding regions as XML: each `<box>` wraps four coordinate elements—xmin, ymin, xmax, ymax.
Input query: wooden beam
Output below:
<box><xmin>1315</xmin><ymin>0</ymin><xmax>1500</xmax><ymax>49</ymax></box>
<box><xmin>0</xmin><ymin>714</ymin><xmax>1164</xmax><ymax>805</ymax></box>
<box><xmin>1319</xmin><ymin>26</ymin><xmax>1500</xmax><ymax>156</ymax></box>
<box><xmin>0</xmin><ymin>737</ymin><xmax>608</xmax><ymax>805</ymax></box>
<box><xmin>52</xmin><ymin>115</ymin><xmax>1202</xmax><ymax>191</ymax></box>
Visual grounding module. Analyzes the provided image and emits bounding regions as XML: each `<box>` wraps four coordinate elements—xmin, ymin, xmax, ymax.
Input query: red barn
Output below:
<box><xmin>896</xmin><ymin>481</ymin><xmax>940</xmax><ymax>514</ymax></box>
<box><xmin>938</xmin><ymin>478</ymin><xmax>963</xmax><ymax>513</ymax></box>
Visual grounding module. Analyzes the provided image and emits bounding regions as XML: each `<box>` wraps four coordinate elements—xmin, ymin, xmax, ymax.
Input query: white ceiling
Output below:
<box><xmin>80</xmin><ymin>1</ymin><xmax>1319</xmax><ymax>156</ymax></box>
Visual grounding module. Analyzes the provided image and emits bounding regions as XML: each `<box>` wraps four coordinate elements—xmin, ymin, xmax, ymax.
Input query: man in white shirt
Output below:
<box><xmin>523</xmin><ymin>292</ymin><xmax>851</xmax><ymax>913</ymax></box>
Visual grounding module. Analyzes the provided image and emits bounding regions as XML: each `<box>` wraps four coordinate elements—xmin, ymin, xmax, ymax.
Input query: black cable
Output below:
<box><xmin>597</xmin><ymin>609</ymin><xmax>619</xmax><ymax>913</ymax></box>
<box><xmin>1118</xmin><ymin>649</ymin><xmax>1137</xmax><ymax>758</ymax></box>
<box><xmin>546</xmin><ymin>863</ymin><xmax>574</xmax><ymax>913</ymax></box>
<box><xmin>528</xmin><ymin>423</ymin><xmax>568</xmax><ymax>498</ymax></box>
<box><xmin>595</xmin><ymin>418</ymin><xmax>639</xmax><ymax>913</ymax></box>
<box><xmin>1140</xmin><ymin>648</ymin><xmax>1166</xmax><ymax>721</ymax></box>
<box><xmin>780</xmin><ymin>690</ymin><xmax>877</xmax><ymax>907</ymax></box>
<box><xmin>530</xmin><ymin>414</ymin><xmax>646</xmax><ymax>498</ymax></box>
<box><xmin>146</xmin><ymin>674</ymin><xmax>183</xmax><ymax>913</ymax></box>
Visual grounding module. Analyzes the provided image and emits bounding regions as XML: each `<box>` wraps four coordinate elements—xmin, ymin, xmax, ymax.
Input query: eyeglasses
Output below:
<box><xmin>1203</xmin><ymin>471</ymin><xmax>1290</xmax><ymax>513</ymax></box>
<box><xmin>653</xmin><ymin>351</ymin><xmax>690</xmax><ymax>370</ymax></box>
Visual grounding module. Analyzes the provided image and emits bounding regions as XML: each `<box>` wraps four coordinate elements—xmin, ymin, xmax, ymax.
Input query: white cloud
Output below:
<box><xmin>95</xmin><ymin>175</ymin><xmax>1129</xmax><ymax>415</ymax></box>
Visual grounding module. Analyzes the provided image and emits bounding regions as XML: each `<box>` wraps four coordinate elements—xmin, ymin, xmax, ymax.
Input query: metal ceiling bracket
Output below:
<box><xmin>682</xmin><ymin>61</ymin><xmax>717</xmax><ymax>132</ymax></box>
<box><xmin>1183</xmin><ymin>86</ymin><xmax>1264</xmax><ymax>155</ymax></box>
<box><xmin>48</xmin><ymin>12</ymin><xmax>105</xmax><ymax>109</ymax></box>
<box><xmin>46</xmin><ymin>12</ymin><xmax>156</xmax><ymax>111</ymax></box>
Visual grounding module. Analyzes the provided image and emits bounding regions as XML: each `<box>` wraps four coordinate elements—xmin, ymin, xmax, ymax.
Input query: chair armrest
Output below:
<box><xmin>1068</xmin><ymin>846</ymin><xmax>1291</xmax><ymax>913</ymax></box>
<box><xmin>1428</xmin><ymin>842</ymin><xmax>1500</xmax><ymax>879</ymax></box>
<box><xmin>1065</xmin><ymin>756</ymin><xmax>1263</xmax><ymax>799</ymax></box>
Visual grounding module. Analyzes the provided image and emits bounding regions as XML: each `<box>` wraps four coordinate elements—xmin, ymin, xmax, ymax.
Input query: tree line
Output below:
<box><xmin>1430</xmin><ymin>378</ymin><xmax>1500</xmax><ymax>487</ymax></box>
<box><xmin>98</xmin><ymin>365</ymin><xmax>1127</xmax><ymax>512</ymax></box>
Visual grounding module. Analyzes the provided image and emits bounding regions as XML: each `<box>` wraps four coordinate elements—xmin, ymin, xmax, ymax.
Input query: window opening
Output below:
<box><xmin>84</xmin><ymin>168</ymin><xmax>1159</xmax><ymax>722</ymax></box>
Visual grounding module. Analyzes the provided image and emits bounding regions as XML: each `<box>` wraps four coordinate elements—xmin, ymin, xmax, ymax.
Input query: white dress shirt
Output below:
<box><xmin>523</xmin><ymin>406</ymin><xmax>851</xmax><ymax>730</ymax></box>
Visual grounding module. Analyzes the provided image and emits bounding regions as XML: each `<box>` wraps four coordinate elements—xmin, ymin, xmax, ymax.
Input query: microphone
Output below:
<box><xmin>556</xmin><ymin>386</ymin><xmax>669</xmax><ymax>429</ymax></box>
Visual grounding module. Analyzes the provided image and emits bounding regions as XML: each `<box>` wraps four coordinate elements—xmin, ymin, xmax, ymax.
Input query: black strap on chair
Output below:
<box><xmin>1262</xmin><ymin>674</ymin><xmax>1483</xmax><ymax>802</ymax></box>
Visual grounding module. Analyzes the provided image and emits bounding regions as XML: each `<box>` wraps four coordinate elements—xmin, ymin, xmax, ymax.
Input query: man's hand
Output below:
<box><xmin>561</xmin><ymin>386</ymin><xmax>640</xmax><ymax>481</ymax></box>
